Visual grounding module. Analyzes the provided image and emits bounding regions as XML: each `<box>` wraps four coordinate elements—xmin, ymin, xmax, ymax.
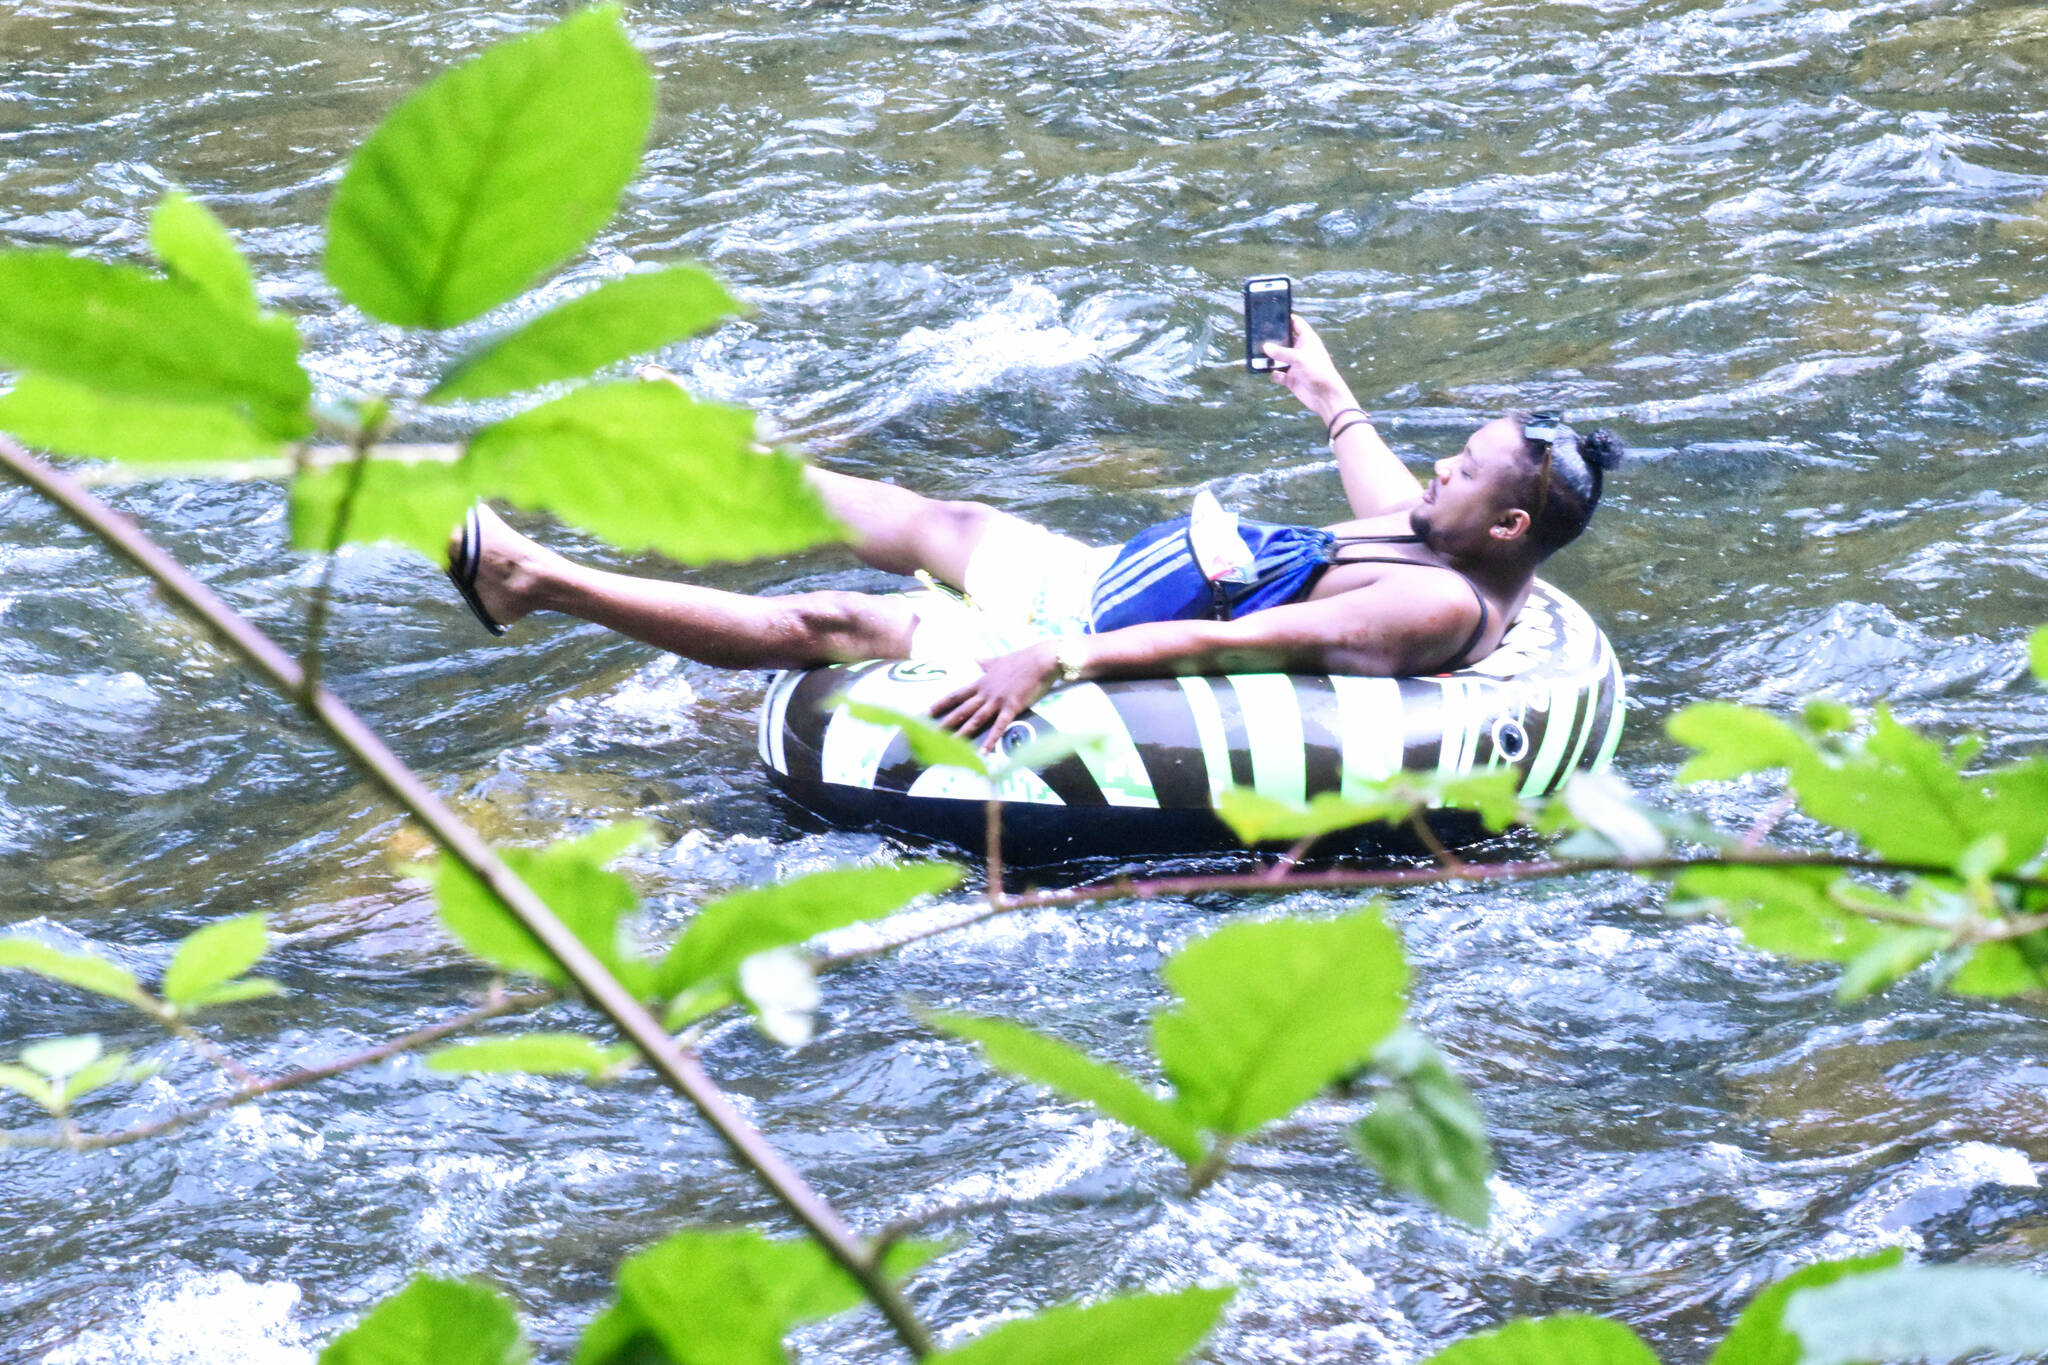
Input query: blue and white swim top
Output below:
<box><xmin>1086</xmin><ymin>490</ymin><xmax>1491</xmax><ymax>672</ymax></box>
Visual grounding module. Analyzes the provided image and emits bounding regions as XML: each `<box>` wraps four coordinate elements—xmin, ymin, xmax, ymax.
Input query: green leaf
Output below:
<box><xmin>1673</xmin><ymin>866</ymin><xmax>1889</xmax><ymax>964</ymax></box>
<box><xmin>1352</xmin><ymin>1029</ymin><xmax>1493</xmax><ymax>1227</ymax></box>
<box><xmin>463</xmin><ymin>380</ymin><xmax>842</xmax><ymax>564</ymax></box>
<box><xmin>1835</xmin><ymin>929</ymin><xmax>1947</xmax><ymax>1002</ymax></box>
<box><xmin>428</xmin><ymin>1033</ymin><xmax>635</xmax><ymax>1080</ymax></box>
<box><xmin>1706</xmin><ymin>1249</ymin><xmax>1903</xmax><ymax>1365</ymax></box>
<box><xmin>320</xmin><ymin>1275</ymin><xmax>530</xmax><ymax>1365</ymax></box>
<box><xmin>290</xmin><ymin>456</ymin><xmax>477</xmax><ymax>559</ymax></box>
<box><xmin>988</xmin><ymin>726</ymin><xmax>1108</xmax><ymax>780</ymax></box>
<box><xmin>919</xmin><ymin>1008</ymin><xmax>1205</xmax><ymax>1166</ymax></box>
<box><xmin>655</xmin><ymin>861</ymin><xmax>960</xmax><ymax>998</ymax></box>
<box><xmin>1213</xmin><ymin>786</ymin><xmax>1408</xmax><ymax>846</ymax></box>
<box><xmin>429</xmin><ymin>266</ymin><xmax>742</xmax><ymax>402</ymax></box>
<box><xmin>0</xmin><ymin>373</ymin><xmax>284</xmax><ymax>464</ymax></box>
<box><xmin>1214</xmin><ymin>772</ymin><xmax>1525</xmax><ymax>847</ymax></box>
<box><xmin>663</xmin><ymin>981</ymin><xmax>738</xmax><ymax>1033</ymax></box>
<box><xmin>1669</xmin><ymin>703</ymin><xmax>1816</xmax><ymax>784</ymax></box>
<box><xmin>1153</xmin><ymin>907</ymin><xmax>1409</xmax><ymax>1138</ymax></box>
<box><xmin>433</xmin><ymin>822</ymin><xmax>654</xmax><ymax>994</ymax></box>
<box><xmin>736</xmin><ymin>948</ymin><xmax>820</xmax><ymax>1048</ymax></box>
<box><xmin>1421</xmin><ymin>1314</ymin><xmax>1659</xmax><ymax>1365</ymax></box>
<box><xmin>0</xmin><ymin>250</ymin><xmax>310</xmax><ymax>435</ymax></box>
<box><xmin>1955</xmin><ymin>832</ymin><xmax>2007</xmax><ymax>885</ymax></box>
<box><xmin>1802</xmin><ymin>698</ymin><xmax>1855</xmax><ymax>735</ymax></box>
<box><xmin>835</xmin><ymin>699</ymin><xmax>987</xmax><ymax>776</ymax></box>
<box><xmin>1981</xmin><ymin>758</ymin><xmax>2048</xmax><ymax>874</ymax></box>
<box><xmin>568</xmin><ymin>1306</ymin><xmax>665</xmax><ymax>1365</ymax></box>
<box><xmin>22</xmin><ymin>1034</ymin><xmax>102</xmax><ymax>1079</ymax></box>
<box><xmin>929</xmin><ymin>1287</ymin><xmax>1234</xmax><ymax>1365</ymax></box>
<box><xmin>1790</xmin><ymin>709</ymin><xmax>1980</xmax><ymax>869</ymax></box>
<box><xmin>1783</xmin><ymin>1264</ymin><xmax>2048</xmax><ymax>1365</ymax></box>
<box><xmin>162</xmin><ymin>913</ymin><xmax>268</xmax><ymax>1012</ymax></box>
<box><xmin>0</xmin><ymin>936</ymin><xmax>148</xmax><ymax>1007</ymax></box>
<box><xmin>181</xmin><ymin>977</ymin><xmax>284</xmax><ymax>1008</ymax></box>
<box><xmin>0</xmin><ymin>1064</ymin><xmax>60</xmax><ymax>1112</ymax></box>
<box><xmin>576</xmin><ymin>1228</ymin><xmax>936</xmax><ymax>1365</ymax></box>
<box><xmin>1559</xmin><ymin>771</ymin><xmax>1666</xmax><ymax>860</ymax></box>
<box><xmin>1951</xmin><ymin>928</ymin><xmax>2048</xmax><ymax>996</ymax></box>
<box><xmin>324</xmin><ymin>6</ymin><xmax>653</xmax><ymax>329</ymax></box>
<box><xmin>2032</xmin><ymin>626</ymin><xmax>2048</xmax><ymax>686</ymax></box>
<box><xmin>60</xmin><ymin>1048</ymin><xmax>146</xmax><ymax>1107</ymax></box>
<box><xmin>1435</xmin><ymin>770</ymin><xmax>1526</xmax><ymax>831</ymax></box>
<box><xmin>150</xmin><ymin>190</ymin><xmax>259</xmax><ymax>319</ymax></box>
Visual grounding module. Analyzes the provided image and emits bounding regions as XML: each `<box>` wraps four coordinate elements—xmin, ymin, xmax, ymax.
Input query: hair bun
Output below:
<box><xmin>1580</xmin><ymin>428</ymin><xmax>1624</xmax><ymax>472</ymax></box>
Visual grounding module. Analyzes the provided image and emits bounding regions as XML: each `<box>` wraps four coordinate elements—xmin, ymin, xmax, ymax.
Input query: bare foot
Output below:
<box><xmin>450</xmin><ymin>505</ymin><xmax>572</xmax><ymax>627</ymax></box>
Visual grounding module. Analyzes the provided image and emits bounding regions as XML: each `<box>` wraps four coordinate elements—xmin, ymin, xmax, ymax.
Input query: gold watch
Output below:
<box><xmin>1051</xmin><ymin>635</ymin><xmax>1089</xmax><ymax>685</ymax></box>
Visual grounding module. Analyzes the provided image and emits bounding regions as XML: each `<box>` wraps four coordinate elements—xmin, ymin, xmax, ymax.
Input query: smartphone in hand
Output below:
<box><xmin>1243</xmin><ymin>275</ymin><xmax>1293</xmax><ymax>372</ymax></box>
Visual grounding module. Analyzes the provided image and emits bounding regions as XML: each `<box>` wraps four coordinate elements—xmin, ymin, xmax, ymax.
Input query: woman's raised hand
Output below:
<box><xmin>1262</xmin><ymin>314</ymin><xmax>1356</xmax><ymax>424</ymax></box>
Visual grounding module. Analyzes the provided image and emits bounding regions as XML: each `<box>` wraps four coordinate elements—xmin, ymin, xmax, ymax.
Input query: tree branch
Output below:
<box><xmin>992</xmin><ymin>848</ymin><xmax>2048</xmax><ymax>914</ymax></box>
<box><xmin>813</xmin><ymin>845</ymin><xmax>2048</xmax><ymax>980</ymax></box>
<box><xmin>0</xmin><ymin>438</ymin><xmax>935</xmax><ymax>1358</ymax></box>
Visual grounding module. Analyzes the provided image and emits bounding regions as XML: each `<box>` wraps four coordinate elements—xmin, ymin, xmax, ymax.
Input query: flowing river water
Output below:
<box><xmin>5</xmin><ymin>0</ymin><xmax>2048</xmax><ymax>1360</ymax></box>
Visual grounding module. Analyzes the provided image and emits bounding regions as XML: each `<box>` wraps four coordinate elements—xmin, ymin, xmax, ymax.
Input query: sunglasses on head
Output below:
<box><xmin>1523</xmin><ymin>411</ymin><xmax>1574</xmax><ymax>521</ymax></box>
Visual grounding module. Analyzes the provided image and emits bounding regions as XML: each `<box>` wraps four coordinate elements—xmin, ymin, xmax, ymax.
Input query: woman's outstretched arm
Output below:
<box><xmin>1263</xmin><ymin>314</ymin><xmax>1425</xmax><ymax>520</ymax></box>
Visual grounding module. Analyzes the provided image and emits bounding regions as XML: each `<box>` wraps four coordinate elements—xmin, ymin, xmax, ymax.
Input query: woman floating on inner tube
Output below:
<box><xmin>446</xmin><ymin>315</ymin><xmax>1623</xmax><ymax>751</ymax></box>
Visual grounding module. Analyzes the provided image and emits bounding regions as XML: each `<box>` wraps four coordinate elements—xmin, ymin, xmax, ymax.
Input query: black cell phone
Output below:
<box><xmin>1243</xmin><ymin>275</ymin><xmax>1293</xmax><ymax>372</ymax></box>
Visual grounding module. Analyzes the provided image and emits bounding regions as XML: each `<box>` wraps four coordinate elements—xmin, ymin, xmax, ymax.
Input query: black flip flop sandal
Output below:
<box><xmin>446</xmin><ymin>505</ymin><xmax>509</xmax><ymax>637</ymax></box>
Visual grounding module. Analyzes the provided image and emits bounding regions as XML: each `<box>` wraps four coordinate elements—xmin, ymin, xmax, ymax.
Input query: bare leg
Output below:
<box><xmin>805</xmin><ymin>467</ymin><xmax>1014</xmax><ymax>589</ymax></box>
<box><xmin>637</xmin><ymin>365</ymin><xmax>1005</xmax><ymax>589</ymax></box>
<box><xmin>457</xmin><ymin>507</ymin><xmax>917</xmax><ymax>667</ymax></box>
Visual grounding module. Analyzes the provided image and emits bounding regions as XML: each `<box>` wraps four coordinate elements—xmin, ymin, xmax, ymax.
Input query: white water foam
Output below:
<box><xmin>40</xmin><ymin>1270</ymin><xmax>312</xmax><ymax>1365</ymax></box>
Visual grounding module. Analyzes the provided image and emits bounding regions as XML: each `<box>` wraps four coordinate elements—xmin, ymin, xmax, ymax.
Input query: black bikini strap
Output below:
<box><xmin>1436</xmin><ymin>582</ymin><xmax>1490</xmax><ymax>674</ymax></box>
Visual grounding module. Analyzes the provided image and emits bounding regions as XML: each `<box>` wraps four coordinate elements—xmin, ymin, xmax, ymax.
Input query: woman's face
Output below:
<box><xmin>1409</xmin><ymin>418</ymin><xmax>1532</xmax><ymax>555</ymax></box>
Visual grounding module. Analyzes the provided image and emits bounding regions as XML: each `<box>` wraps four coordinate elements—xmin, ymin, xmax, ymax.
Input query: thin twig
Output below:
<box><xmin>165</xmin><ymin>1019</ymin><xmax>260</xmax><ymax>1088</ymax></box>
<box><xmin>812</xmin><ymin>901</ymin><xmax>1019</xmax><ymax>974</ymax></box>
<box><xmin>1741</xmin><ymin>790</ymin><xmax>1798</xmax><ymax>850</ymax></box>
<box><xmin>984</xmin><ymin>797</ymin><xmax>1005</xmax><ymax>903</ymax></box>
<box><xmin>299</xmin><ymin>418</ymin><xmax>382</xmax><ymax>690</ymax></box>
<box><xmin>1407</xmin><ymin>811</ymin><xmax>1466</xmax><ymax>871</ymax></box>
<box><xmin>1821</xmin><ymin>885</ymin><xmax>2048</xmax><ymax>944</ymax></box>
<box><xmin>0</xmin><ymin>438</ymin><xmax>935</xmax><ymax>1358</ymax></box>
<box><xmin>2</xmin><ymin>988</ymin><xmax>556</xmax><ymax>1151</ymax></box>
<box><xmin>869</xmin><ymin>1189</ymin><xmax>1157</xmax><ymax>1256</ymax></box>
<box><xmin>1265</xmin><ymin>835</ymin><xmax>1320</xmax><ymax>881</ymax></box>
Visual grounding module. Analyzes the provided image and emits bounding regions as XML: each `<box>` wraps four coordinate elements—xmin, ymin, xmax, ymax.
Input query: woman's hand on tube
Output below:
<box><xmin>1263</xmin><ymin>314</ymin><xmax>1357</xmax><ymax>425</ymax></box>
<box><xmin>929</xmin><ymin>641</ymin><xmax>1058</xmax><ymax>752</ymax></box>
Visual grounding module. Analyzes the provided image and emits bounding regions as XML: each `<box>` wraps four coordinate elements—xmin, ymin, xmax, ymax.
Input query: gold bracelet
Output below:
<box><xmin>1052</xmin><ymin>635</ymin><xmax>1089</xmax><ymax>685</ymax></box>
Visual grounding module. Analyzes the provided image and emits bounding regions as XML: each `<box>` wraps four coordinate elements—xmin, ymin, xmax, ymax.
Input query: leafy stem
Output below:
<box><xmin>299</xmin><ymin>404</ymin><xmax>387</xmax><ymax>691</ymax></box>
<box><xmin>1187</xmin><ymin>1138</ymin><xmax>1236</xmax><ymax>1195</ymax></box>
<box><xmin>1406</xmin><ymin>809</ymin><xmax>1466</xmax><ymax>870</ymax></box>
<box><xmin>1</xmin><ymin>986</ymin><xmax>557</xmax><ymax>1152</ymax></box>
<box><xmin>161</xmin><ymin>1015</ymin><xmax>259</xmax><ymax>1087</ymax></box>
